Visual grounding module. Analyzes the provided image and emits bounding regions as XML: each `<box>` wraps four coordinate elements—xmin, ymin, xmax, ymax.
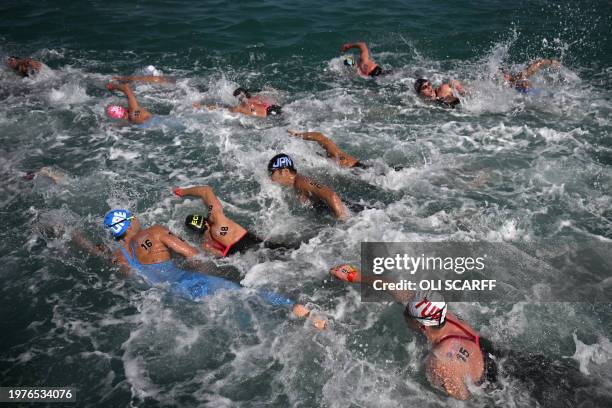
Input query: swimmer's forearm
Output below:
<box><xmin>113</xmin><ymin>76</ymin><xmax>174</xmax><ymax>84</ymax></box>
<box><xmin>522</xmin><ymin>59</ymin><xmax>558</xmax><ymax>78</ymax></box>
<box><xmin>179</xmin><ymin>185</ymin><xmax>213</xmax><ymax>201</ymax></box>
<box><xmin>122</xmin><ymin>85</ymin><xmax>140</xmax><ymax>112</ymax></box>
<box><xmin>325</xmin><ymin>192</ymin><xmax>348</xmax><ymax>220</ymax></box>
<box><xmin>317</xmin><ymin>138</ymin><xmax>359</xmax><ymax>168</ymax></box>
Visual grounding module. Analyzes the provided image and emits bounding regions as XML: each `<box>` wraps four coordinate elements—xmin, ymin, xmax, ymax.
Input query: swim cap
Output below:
<box><xmin>106</xmin><ymin>105</ymin><xmax>127</xmax><ymax>119</ymax></box>
<box><xmin>185</xmin><ymin>214</ymin><xmax>207</xmax><ymax>233</ymax></box>
<box><xmin>414</xmin><ymin>78</ymin><xmax>429</xmax><ymax>94</ymax></box>
<box><xmin>266</xmin><ymin>105</ymin><xmax>282</xmax><ymax>116</ymax></box>
<box><xmin>144</xmin><ymin>65</ymin><xmax>161</xmax><ymax>76</ymax></box>
<box><xmin>406</xmin><ymin>292</ymin><xmax>447</xmax><ymax>327</ymax></box>
<box><xmin>104</xmin><ymin>209</ymin><xmax>133</xmax><ymax>238</ymax></box>
<box><xmin>233</xmin><ymin>87</ymin><xmax>251</xmax><ymax>99</ymax></box>
<box><xmin>268</xmin><ymin>153</ymin><xmax>296</xmax><ymax>174</ymax></box>
<box><xmin>343</xmin><ymin>56</ymin><xmax>356</xmax><ymax>67</ymax></box>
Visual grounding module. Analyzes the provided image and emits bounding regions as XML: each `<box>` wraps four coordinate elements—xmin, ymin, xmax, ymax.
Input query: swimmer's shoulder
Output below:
<box><xmin>148</xmin><ymin>224</ymin><xmax>170</xmax><ymax>235</ymax></box>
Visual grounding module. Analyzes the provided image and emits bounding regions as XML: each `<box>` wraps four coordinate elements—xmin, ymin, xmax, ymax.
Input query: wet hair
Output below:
<box><xmin>414</xmin><ymin>78</ymin><xmax>429</xmax><ymax>95</ymax></box>
<box><xmin>233</xmin><ymin>87</ymin><xmax>251</xmax><ymax>99</ymax></box>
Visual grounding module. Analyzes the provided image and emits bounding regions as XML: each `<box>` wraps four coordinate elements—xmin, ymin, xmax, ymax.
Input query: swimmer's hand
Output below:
<box><xmin>449</xmin><ymin>80</ymin><xmax>465</xmax><ymax>95</ymax></box>
<box><xmin>287</xmin><ymin>129</ymin><xmax>322</xmax><ymax>141</ymax></box>
<box><xmin>173</xmin><ymin>187</ymin><xmax>184</xmax><ymax>197</ymax></box>
<box><xmin>340</xmin><ymin>43</ymin><xmax>352</xmax><ymax>53</ymax></box>
<box><xmin>550</xmin><ymin>59</ymin><xmax>561</xmax><ymax>68</ymax></box>
<box><xmin>329</xmin><ymin>264</ymin><xmax>361</xmax><ymax>283</ymax></box>
<box><xmin>293</xmin><ymin>304</ymin><xmax>327</xmax><ymax>330</ymax></box>
<box><xmin>107</xmin><ymin>82</ymin><xmax>128</xmax><ymax>93</ymax></box>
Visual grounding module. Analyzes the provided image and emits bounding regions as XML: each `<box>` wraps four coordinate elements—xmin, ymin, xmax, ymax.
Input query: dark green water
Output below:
<box><xmin>1</xmin><ymin>0</ymin><xmax>612</xmax><ymax>407</ymax></box>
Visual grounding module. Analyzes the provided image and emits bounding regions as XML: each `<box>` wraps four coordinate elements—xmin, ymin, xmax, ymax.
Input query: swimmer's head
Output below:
<box><xmin>405</xmin><ymin>293</ymin><xmax>447</xmax><ymax>327</ymax></box>
<box><xmin>343</xmin><ymin>56</ymin><xmax>356</xmax><ymax>67</ymax></box>
<box><xmin>233</xmin><ymin>87</ymin><xmax>251</xmax><ymax>101</ymax></box>
<box><xmin>104</xmin><ymin>209</ymin><xmax>134</xmax><ymax>239</ymax></box>
<box><xmin>7</xmin><ymin>56</ymin><xmax>19</xmax><ymax>69</ymax></box>
<box><xmin>185</xmin><ymin>214</ymin><xmax>208</xmax><ymax>234</ymax></box>
<box><xmin>498</xmin><ymin>68</ymin><xmax>513</xmax><ymax>82</ymax></box>
<box><xmin>268</xmin><ymin>153</ymin><xmax>297</xmax><ymax>184</ymax></box>
<box><xmin>415</xmin><ymin>78</ymin><xmax>435</xmax><ymax>99</ymax></box>
<box><xmin>266</xmin><ymin>105</ymin><xmax>282</xmax><ymax>116</ymax></box>
<box><xmin>106</xmin><ymin>105</ymin><xmax>128</xmax><ymax>120</ymax></box>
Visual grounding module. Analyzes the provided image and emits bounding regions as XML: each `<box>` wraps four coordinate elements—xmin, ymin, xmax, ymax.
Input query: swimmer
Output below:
<box><xmin>196</xmin><ymin>87</ymin><xmax>282</xmax><ymax>118</ymax></box>
<box><xmin>414</xmin><ymin>78</ymin><xmax>464</xmax><ymax>108</ymax></box>
<box><xmin>287</xmin><ymin>129</ymin><xmax>364</xmax><ymax>169</ymax></box>
<box><xmin>499</xmin><ymin>58</ymin><xmax>561</xmax><ymax>93</ymax></box>
<box><xmin>105</xmin><ymin>82</ymin><xmax>152</xmax><ymax>125</ymax></box>
<box><xmin>96</xmin><ymin>209</ymin><xmax>325</xmax><ymax>328</ymax></box>
<box><xmin>340</xmin><ymin>42</ymin><xmax>388</xmax><ymax>77</ymax></box>
<box><xmin>268</xmin><ymin>153</ymin><xmax>348</xmax><ymax>220</ymax></box>
<box><xmin>22</xmin><ymin>166</ymin><xmax>66</xmax><ymax>183</ymax></box>
<box><xmin>330</xmin><ymin>264</ymin><xmax>609</xmax><ymax>404</ymax></box>
<box><xmin>173</xmin><ymin>185</ymin><xmax>299</xmax><ymax>257</ymax></box>
<box><xmin>6</xmin><ymin>56</ymin><xmax>42</xmax><ymax>77</ymax></box>
<box><xmin>111</xmin><ymin>75</ymin><xmax>175</xmax><ymax>84</ymax></box>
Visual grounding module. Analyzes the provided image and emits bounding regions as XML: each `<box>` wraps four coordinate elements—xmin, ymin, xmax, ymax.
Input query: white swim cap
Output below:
<box><xmin>406</xmin><ymin>292</ymin><xmax>447</xmax><ymax>326</ymax></box>
<box><xmin>145</xmin><ymin>65</ymin><xmax>161</xmax><ymax>76</ymax></box>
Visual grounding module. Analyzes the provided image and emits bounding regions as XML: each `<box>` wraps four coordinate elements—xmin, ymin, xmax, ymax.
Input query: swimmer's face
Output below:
<box><xmin>269</xmin><ymin>168</ymin><xmax>294</xmax><ymax>186</ymax></box>
<box><xmin>419</xmin><ymin>81</ymin><xmax>436</xmax><ymax>99</ymax></box>
<box><xmin>7</xmin><ymin>57</ymin><xmax>18</xmax><ymax>69</ymax></box>
<box><xmin>127</xmin><ymin>217</ymin><xmax>140</xmax><ymax>234</ymax></box>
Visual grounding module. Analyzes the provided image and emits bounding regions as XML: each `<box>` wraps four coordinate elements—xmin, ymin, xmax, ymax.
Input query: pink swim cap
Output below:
<box><xmin>106</xmin><ymin>105</ymin><xmax>127</xmax><ymax>119</ymax></box>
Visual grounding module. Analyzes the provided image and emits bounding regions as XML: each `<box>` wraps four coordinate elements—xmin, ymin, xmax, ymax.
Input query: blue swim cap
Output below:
<box><xmin>268</xmin><ymin>153</ymin><xmax>296</xmax><ymax>174</ymax></box>
<box><xmin>104</xmin><ymin>209</ymin><xmax>133</xmax><ymax>238</ymax></box>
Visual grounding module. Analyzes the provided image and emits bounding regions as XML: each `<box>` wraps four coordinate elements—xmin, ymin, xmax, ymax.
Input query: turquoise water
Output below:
<box><xmin>1</xmin><ymin>0</ymin><xmax>612</xmax><ymax>406</ymax></box>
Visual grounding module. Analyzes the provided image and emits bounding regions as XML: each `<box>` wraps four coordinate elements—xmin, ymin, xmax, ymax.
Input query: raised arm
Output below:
<box><xmin>107</xmin><ymin>82</ymin><xmax>150</xmax><ymax>123</ymax></box>
<box><xmin>330</xmin><ymin>264</ymin><xmax>415</xmax><ymax>304</ymax></box>
<box><xmin>287</xmin><ymin>130</ymin><xmax>359</xmax><ymax>168</ymax></box>
<box><xmin>174</xmin><ymin>185</ymin><xmax>225</xmax><ymax>222</ymax></box>
<box><xmin>519</xmin><ymin>58</ymin><xmax>561</xmax><ymax>79</ymax></box>
<box><xmin>340</xmin><ymin>42</ymin><xmax>370</xmax><ymax>61</ymax></box>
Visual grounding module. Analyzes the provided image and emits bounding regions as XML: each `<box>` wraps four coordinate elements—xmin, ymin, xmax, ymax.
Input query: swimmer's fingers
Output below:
<box><xmin>192</xmin><ymin>101</ymin><xmax>201</xmax><ymax>109</ymax></box>
<box><xmin>550</xmin><ymin>59</ymin><xmax>561</xmax><ymax>68</ymax></box>
<box><xmin>173</xmin><ymin>186</ymin><xmax>184</xmax><ymax>197</ymax></box>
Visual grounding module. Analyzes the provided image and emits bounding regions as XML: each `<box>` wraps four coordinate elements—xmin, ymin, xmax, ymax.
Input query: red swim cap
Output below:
<box><xmin>106</xmin><ymin>105</ymin><xmax>127</xmax><ymax>119</ymax></box>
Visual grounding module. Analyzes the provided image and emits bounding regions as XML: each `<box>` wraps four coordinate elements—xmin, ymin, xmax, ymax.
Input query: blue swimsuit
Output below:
<box><xmin>117</xmin><ymin>243</ymin><xmax>294</xmax><ymax>307</ymax></box>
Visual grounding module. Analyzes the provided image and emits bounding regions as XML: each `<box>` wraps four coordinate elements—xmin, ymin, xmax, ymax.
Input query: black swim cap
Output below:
<box><xmin>414</xmin><ymin>78</ymin><xmax>429</xmax><ymax>94</ymax></box>
<box><xmin>266</xmin><ymin>105</ymin><xmax>282</xmax><ymax>116</ymax></box>
<box><xmin>233</xmin><ymin>87</ymin><xmax>251</xmax><ymax>99</ymax></box>
<box><xmin>268</xmin><ymin>153</ymin><xmax>296</xmax><ymax>175</ymax></box>
<box><xmin>185</xmin><ymin>214</ymin><xmax>208</xmax><ymax>234</ymax></box>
